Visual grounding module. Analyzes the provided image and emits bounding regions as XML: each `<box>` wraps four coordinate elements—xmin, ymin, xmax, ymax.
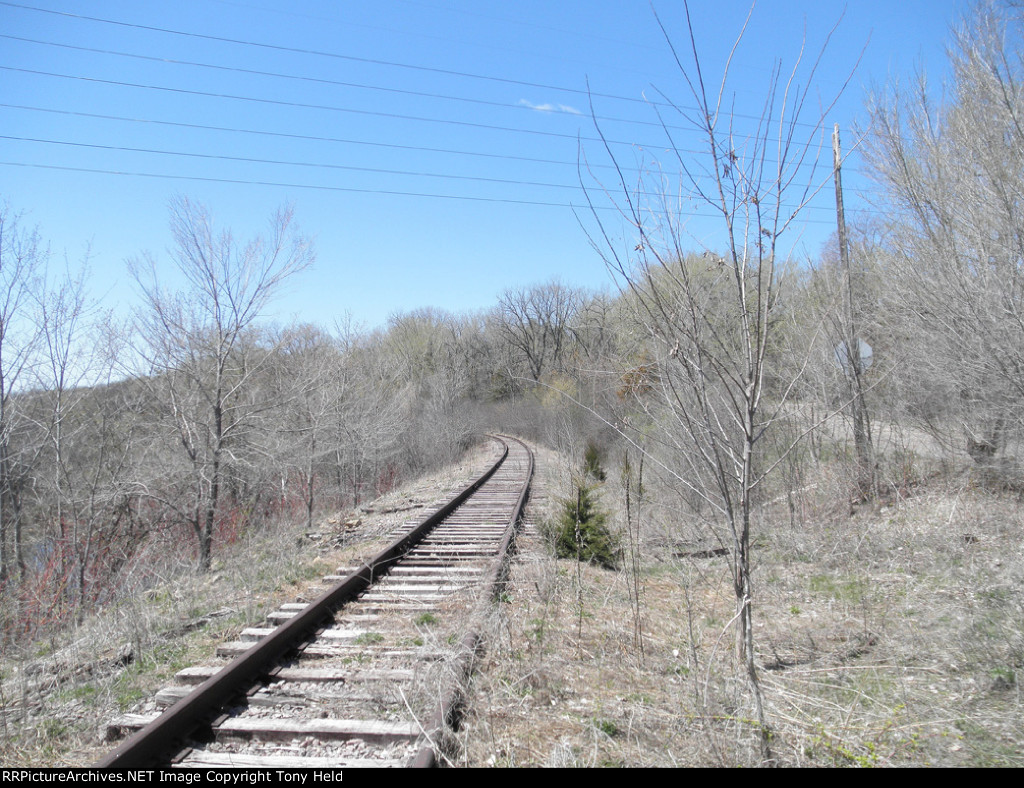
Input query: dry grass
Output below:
<box><xmin>458</xmin><ymin>445</ymin><xmax>1024</xmax><ymax>767</ymax></box>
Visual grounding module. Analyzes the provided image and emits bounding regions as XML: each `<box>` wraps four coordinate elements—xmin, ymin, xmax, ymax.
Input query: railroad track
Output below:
<box><xmin>99</xmin><ymin>435</ymin><xmax>533</xmax><ymax>769</ymax></box>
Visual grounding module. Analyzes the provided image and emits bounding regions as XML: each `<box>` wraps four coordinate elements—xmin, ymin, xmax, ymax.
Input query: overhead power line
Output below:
<box><xmin>1</xmin><ymin>65</ymin><xmax>859</xmax><ymax>176</ymax></box>
<box><xmin>0</xmin><ymin>33</ymin><xmax>676</xmax><ymax>132</ymax></box>
<box><xmin>0</xmin><ymin>159</ymin><xmax>582</xmax><ymax>208</ymax></box>
<box><xmin>0</xmin><ymin>134</ymin><xmax>583</xmax><ymax>191</ymax></box>
<box><xmin>0</xmin><ymin>157</ymin><xmax>877</xmax><ymax>224</ymax></box>
<box><xmin>0</xmin><ymin>0</ymin><xmax>856</xmax><ymax>135</ymax></box>
<box><xmin>0</xmin><ymin>65</ymin><xmax>667</xmax><ymax>150</ymax></box>
<box><xmin>0</xmin><ymin>2</ymin><xmax>883</xmax><ymax>221</ymax></box>
<box><xmin>0</xmin><ymin>1</ymin><xmax>638</xmax><ymax>103</ymax></box>
<box><xmin>3</xmin><ymin>131</ymin><xmax>881</xmax><ymax>208</ymax></box>
<box><xmin>2</xmin><ymin>100</ymin><xmax>879</xmax><ymax>187</ymax></box>
<box><xmin>0</xmin><ymin>103</ymin><xmax>599</xmax><ymax>169</ymax></box>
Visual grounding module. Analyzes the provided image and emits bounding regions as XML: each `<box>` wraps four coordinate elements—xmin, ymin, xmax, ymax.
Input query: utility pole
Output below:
<box><xmin>832</xmin><ymin>123</ymin><xmax>874</xmax><ymax>496</ymax></box>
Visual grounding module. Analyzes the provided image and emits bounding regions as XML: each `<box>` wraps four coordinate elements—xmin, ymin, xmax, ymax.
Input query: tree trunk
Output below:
<box><xmin>0</xmin><ymin>438</ymin><xmax>7</xmax><ymax>584</ymax></box>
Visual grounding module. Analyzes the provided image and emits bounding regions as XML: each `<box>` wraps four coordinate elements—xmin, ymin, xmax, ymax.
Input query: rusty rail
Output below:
<box><xmin>408</xmin><ymin>436</ymin><xmax>533</xmax><ymax>767</ymax></box>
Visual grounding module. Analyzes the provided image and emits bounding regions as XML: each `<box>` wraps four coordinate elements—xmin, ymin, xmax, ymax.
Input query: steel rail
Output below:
<box><xmin>408</xmin><ymin>435</ymin><xmax>534</xmax><ymax>767</ymax></box>
<box><xmin>97</xmin><ymin>437</ymin><xmax>513</xmax><ymax>769</ymax></box>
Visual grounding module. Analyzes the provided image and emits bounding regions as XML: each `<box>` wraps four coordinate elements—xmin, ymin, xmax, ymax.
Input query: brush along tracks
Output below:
<box><xmin>100</xmin><ymin>436</ymin><xmax>533</xmax><ymax>769</ymax></box>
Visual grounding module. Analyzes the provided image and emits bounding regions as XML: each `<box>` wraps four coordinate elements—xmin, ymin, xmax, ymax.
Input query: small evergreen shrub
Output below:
<box><xmin>543</xmin><ymin>481</ymin><xmax>620</xmax><ymax>570</ymax></box>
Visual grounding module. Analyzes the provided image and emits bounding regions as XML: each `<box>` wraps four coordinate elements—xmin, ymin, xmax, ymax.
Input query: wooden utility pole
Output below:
<box><xmin>832</xmin><ymin>124</ymin><xmax>874</xmax><ymax>496</ymax></box>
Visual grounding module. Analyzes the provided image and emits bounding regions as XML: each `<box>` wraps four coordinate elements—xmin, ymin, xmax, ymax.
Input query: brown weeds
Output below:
<box><xmin>460</xmin><ymin>445</ymin><xmax>1024</xmax><ymax>767</ymax></box>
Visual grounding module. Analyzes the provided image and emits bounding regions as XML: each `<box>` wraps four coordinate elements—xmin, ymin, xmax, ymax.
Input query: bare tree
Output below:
<box><xmin>269</xmin><ymin>323</ymin><xmax>349</xmax><ymax>531</ymax></box>
<box><xmin>0</xmin><ymin>209</ymin><xmax>135</xmax><ymax>633</ymax></box>
<box><xmin>42</xmin><ymin>336</ymin><xmax>146</xmax><ymax>621</ymax></box>
<box><xmin>496</xmin><ymin>280</ymin><xmax>583</xmax><ymax>383</ymax></box>
<box><xmin>129</xmin><ymin>197</ymin><xmax>313</xmax><ymax>572</ymax></box>
<box><xmin>332</xmin><ymin>336</ymin><xmax>406</xmax><ymax>505</ymax></box>
<box><xmin>583</xmin><ymin>2</ymin><xmax>847</xmax><ymax>763</ymax></box>
<box><xmin>0</xmin><ymin>204</ymin><xmax>46</xmax><ymax>582</ymax></box>
<box><xmin>35</xmin><ymin>259</ymin><xmax>104</xmax><ymax>611</ymax></box>
<box><xmin>863</xmin><ymin>1</ymin><xmax>1024</xmax><ymax>466</ymax></box>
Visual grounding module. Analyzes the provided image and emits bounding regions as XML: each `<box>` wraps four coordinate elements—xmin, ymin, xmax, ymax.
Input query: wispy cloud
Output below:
<box><xmin>519</xmin><ymin>99</ymin><xmax>582</xmax><ymax>115</ymax></box>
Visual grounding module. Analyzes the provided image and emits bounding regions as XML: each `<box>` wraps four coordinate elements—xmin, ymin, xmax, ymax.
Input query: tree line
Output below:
<box><xmin>0</xmin><ymin>193</ymin><xmax>628</xmax><ymax>643</ymax></box>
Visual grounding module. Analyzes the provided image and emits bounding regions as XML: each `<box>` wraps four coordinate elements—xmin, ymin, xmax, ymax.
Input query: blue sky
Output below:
<box><xmin>0</xmin><ymin>0</ymin><xmax>965</xmax><ymax>331</ymax></box>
